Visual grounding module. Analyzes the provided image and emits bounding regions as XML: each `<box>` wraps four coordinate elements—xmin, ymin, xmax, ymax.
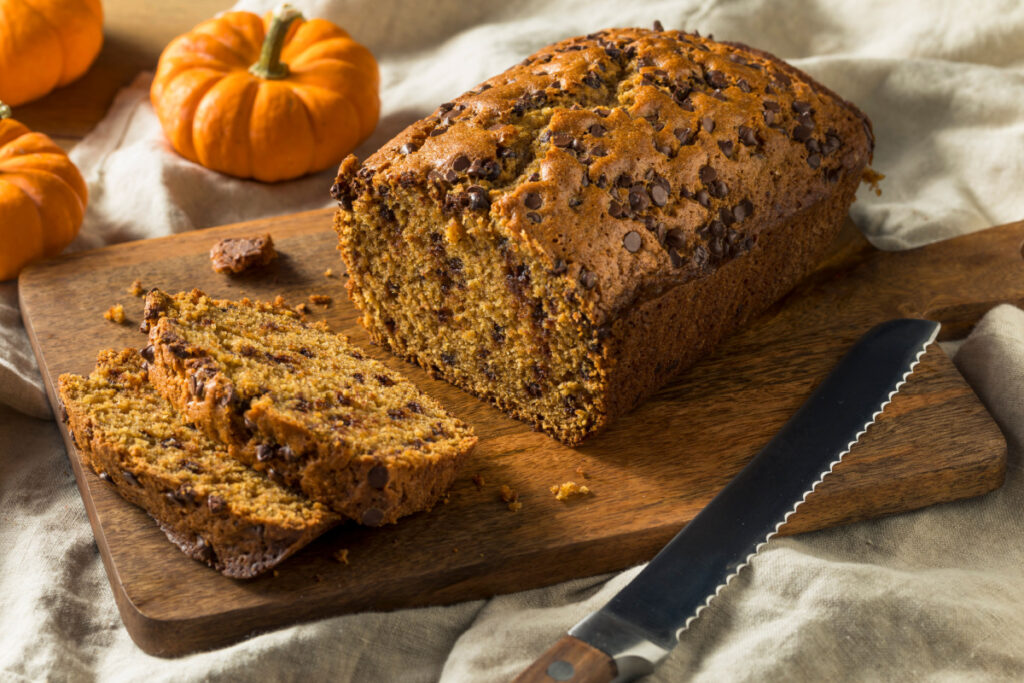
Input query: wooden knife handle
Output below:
<box><xmin>512</xmin><ymin>636</ymin><xmax>617</xmax><ymax>683</ymax></box>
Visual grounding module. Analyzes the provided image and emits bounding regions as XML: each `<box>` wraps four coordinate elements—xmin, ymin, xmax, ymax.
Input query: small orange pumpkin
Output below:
<box><xmin>0</xmin><ymin>101</ymin><xmax>88</xmax><ymax>280</ymax></box>
<box><xmin>151</xmin><ymin>3</ymin><xmax>379</xmax><ymax>183</ymax></box>
<box><xmin>0</xmin><ymin>0</ymin><xmax>104</xmax><ymax>106</ymax></box>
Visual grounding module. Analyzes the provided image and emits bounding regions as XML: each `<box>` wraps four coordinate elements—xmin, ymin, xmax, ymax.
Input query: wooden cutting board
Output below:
<box><xmin>18</xmin><ymin>210</ymin><xmax>1021</xmax><ymax>657</ymax></box>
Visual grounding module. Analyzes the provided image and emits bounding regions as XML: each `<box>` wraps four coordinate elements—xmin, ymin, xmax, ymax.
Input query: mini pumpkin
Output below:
<box><xmin>0</xmin><ymin>101</ymin><xmax>88</xmax><ymax>280</ymax></box>
<box><xmin>151</xmin><ymin>3</ymin><xmax>379</xmax><ymax>183</ymax></box>
<box><xmin>0</xmin><ymin>0</ymin><xmax>104</xmax><ymax>106</ymax></box>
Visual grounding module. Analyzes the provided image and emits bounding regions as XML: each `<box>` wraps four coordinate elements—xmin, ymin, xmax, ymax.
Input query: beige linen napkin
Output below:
<box><xmin>3</xmin><ymin>0</ymin><xmax>1024</xmax><ymax>679</ymax></box>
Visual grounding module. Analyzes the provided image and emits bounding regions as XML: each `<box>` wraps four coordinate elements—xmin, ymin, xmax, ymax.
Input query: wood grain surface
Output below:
<box><xmin>19</xmin><ymin>210</ymin><xmax>1021</xmax><ymax>657</ymax></box>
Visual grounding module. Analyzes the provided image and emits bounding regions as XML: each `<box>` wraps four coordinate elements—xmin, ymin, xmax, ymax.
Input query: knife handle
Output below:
<box><xmin>512</xmin><ymin>635</ymin><xmax>617</xmax><ymax>683</ymax></box>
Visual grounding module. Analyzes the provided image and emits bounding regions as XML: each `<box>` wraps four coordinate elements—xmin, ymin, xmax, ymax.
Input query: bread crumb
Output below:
<box><xmin>471</xmin><ymin>473</ymin><xmax>485</xmax><ymax>491</ymax></box>
<box><xmin>273</xmin><ymin>294</ymin><xmax>287</xmax><ymax>307</ymax></box>
<box><xmin>574</xmin><ymin>465</ymin><xmax>587</xmax><ymax>479</ymax></box>
<box><xmin>294</xmin><ymin>302</ymin><xmax>309</xmax><ymax>315</ymax></box>
<box><xmin>309</xmin><ymin>294</ymin><xmax>332</xmax><ymax>307</ymax></box>
<box><xmin>861</xmin><ymin>168</ymin><xmax>885</xmax><ymax>196</ymax></box>
<box><xmin>103</xmin><ymin>304</ymin><xmax>126</xmax><ymax>324</ymax></box>
<box><xmin>550</xmin><ymin>481</ymin><xmax>592</xmax><ymax>501</ymax></box>
<box><xmin>273</xmin><ymin>570</ymin><xmax>280</xmax><ymax>577</ymax></box>
<box><xmin>500</xmin><ymin>484</ymin><xmax>522</xmax><ymax>512</ymax></box>
<box><xmin>333</xmin><ymin>548</ymin><xmax>349</xmax><ymax>565</ymax></box>
<box><xmin>324</xmin><ymin>268</ymin><xmax>334</xmax><ymax>278</ymax></box>
<box><xmin>452</xmin><ymin>547</ymin><xmax>459</xmax><ymax>553</ymax></box>
<box><xmin>128</xmin><ymin>279</ymin><xmax>144</xmax><ymax>297</ymax></box>
<box><xmin>209</xmin><ymin>234</ymin><xmax>276</xmax><ymax>274</ymax></box>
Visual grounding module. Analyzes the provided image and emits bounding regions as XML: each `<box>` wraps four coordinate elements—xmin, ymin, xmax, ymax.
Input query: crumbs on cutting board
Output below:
<box><xmin>471</xmin><ymin>473</ymin><xmax>485</xmax><ymax>491</ymax></box>
<box><xmin>103</xmin><ymin>304</ymin><xmax>126</xmax><ymax>324</ymax></box>
<box><xmin>551</xmin><ymin>481</ymin><xmax>591</xmax><ymax>501</ymax></box>
<box><xmin>127</xmin><ymin>279</ymin><xmax>145</xmax><ymax>297</ymax></box>
<box><xmin>324</xmin><ymin>268</ymin><xmax>335</xmax><ymax>278</ymax></box>
<box><xmin>500</xmin><ymin>484</ymin><xmax>521</xmax><ymax>512</ymax></box>
<box><xmin>309</xmin><ymin>294</ymin><xmax>332</xmax><ymax>307</ymax></box>
<box><xmin>333</xmin><ymin>548</ymin><xmax>350</xmax><ymax>565</ymax></box>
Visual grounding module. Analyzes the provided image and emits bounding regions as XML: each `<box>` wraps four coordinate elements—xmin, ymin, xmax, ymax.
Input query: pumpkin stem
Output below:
<box><xmin>0</xmin><ymin>101</ymin><xmax>10</xmax><ymax>120</ymax></box>
<box><xmin>249</xmin><ymin>3</ymin><xmax>304</xmax><ymax>80</ymax></box>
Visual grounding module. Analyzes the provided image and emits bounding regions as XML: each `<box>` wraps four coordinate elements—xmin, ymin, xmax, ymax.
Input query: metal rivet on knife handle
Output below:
<box><xmin>511</xmin><ymin>635</ymin><xmax>616</xmax><ymax>683</ymax></box>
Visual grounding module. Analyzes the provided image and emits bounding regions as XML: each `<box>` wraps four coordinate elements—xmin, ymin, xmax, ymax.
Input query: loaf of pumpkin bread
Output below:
<box><xmin>142</xmin><ymin>289</ymin><xmax>477</xmax><ymax>526</ymax></box>
<box><xmin>58</xmin><ymin>349</ymin><xmax>339</xmax><ymax>578</ymax></box>
<box><xmin>331</xmin><ymin>26</ymin><xmax>873</xmax><ymax>445</ymax></box>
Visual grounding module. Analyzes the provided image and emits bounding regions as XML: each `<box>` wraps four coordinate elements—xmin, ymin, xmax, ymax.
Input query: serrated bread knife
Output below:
<box><xmin>514</xmin><ymin>318</ymin><xmax>940</xmax><ymax>683</ymax></box>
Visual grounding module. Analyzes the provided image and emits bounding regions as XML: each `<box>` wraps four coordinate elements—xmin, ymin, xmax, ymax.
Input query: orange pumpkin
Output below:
<box><xmin>151</xmin><ymin>3</ymin><xmax>379</xmax><ymax>183</ymax></box>
<box><xmin>0</xmin><ymin>0</ymin><xmax>104</xmax><ymax>106</ymax></box>
<box><xmin>0</xmin><ymin>102</ymin><xmax>88</xmax><ymax>280</ymax></box>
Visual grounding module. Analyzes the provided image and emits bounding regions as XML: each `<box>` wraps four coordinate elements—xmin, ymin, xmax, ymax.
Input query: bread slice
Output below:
<box><xmin>142</xmin><ymin>289</ymin><xmax>477</xmax><ymax>526</ymax></box>
<box><xmin>58</xmin><ymin>349</ymin><xmax>339</xmax><ymax>578</ymax></box>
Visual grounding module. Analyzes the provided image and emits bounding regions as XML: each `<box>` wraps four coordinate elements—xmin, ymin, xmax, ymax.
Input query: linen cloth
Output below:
<box><xmin>3</xmin><ymin>0</ymin><xmax>1024</xmax><ymax>679</ymax></box>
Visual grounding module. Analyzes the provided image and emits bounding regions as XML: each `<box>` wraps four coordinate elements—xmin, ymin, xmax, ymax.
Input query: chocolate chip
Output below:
<box><xmin>467</xmin><ymin>185</ymin><xmax>490</xmax><ymax>210</ymax></box>
<box><xmin>737</xmin><ymin>79</ymin><xmax>751</xmax><ymax>93</ymax></box>
<box><xmin>792</xmin><ymin>100</ymin><xmax>813</xmax><ymax>114</ymax></box>
<box><xmin>674</xmin><ymin>127</ymin><xmax>695</xmax><ymax>145</ymax></box>
<box><xmin>733</xmin><ymin>199</ymin><xmax>754</xmax><ymax>222</ymax></box>
<box><xmin>793</xmin><ymin>124</ymin><xmax>813</xmax><ymax>142</ymax></box>
<box><xmin>188</xmin><ymin>373</ymin><xmax>205</xmax><ymax>399</ymax></box>
<box><xmin>442</xmin><ymin>168</ymin><xmax>458</xmax><ymax>184</ymax></box>
<box><xmin>764</xmin><ymin>100</ymin><xmax>780</xmax><ymax>112</ymax></box>
<box><xmin>701</xmin><ymin>116</ymin><xmax>715</xmax><ymax>133</ymax></box>
<box><xmin>628</xmin><ymin>186</ymin><xmax>651</xmax><ymax>212</ymax></box>
<box><xmin>623</xmin><ymin>231</ymin><xmax>642</xmax><ymax>253</ymax></box>
<box><xmin>739</xmin><ymin>125</ymin><xmax>759</xmax><ymax>146</ymax></box>
<box><xmin>526</xmin><ymin>212</ymin><xmax>542</xmax><ymax>223</ymax></box>
<box><xmin>160</xmin><ymin>437</ymin><xmax>183</xmax><ymax>449</ymax></box>
<box><xmin>695</xmin><ymin>189</ymin><xmax>711</xmax><ymax>207</ymax></box>
<box><xmin>709</xmin><ymin>180</ymin><xmax>729</xmax><ymax>198</ymax></box>
<box><xmin>719</xmin><ymin>207</ymin><xmax>736</xmax><ymax>226</ymax></box>
<box><xmin>524</xmin><ymin>192</ymin><xmax>543</xmax><ymax>210</ymax></box>
<box><xmin>550</xmin><ymin>259</ymin><xmax>568</xmax><ymax>275</ymax></box>
<box><xmin>665</xmin><ymin>228</ymin><xmax>686</xmax><ymax>250</ymax></box>
<box><xmin>452</xmin><ymin>155</ymin><xmax>470</xmax><ymax>172</ymax></box>
<box><xmin>608</xmin><ymin>200</ymin><xmax>627</xmax><ymax>219</ymax></box>
<box><xmin>594</xmin><ymin>107</ymin><xmax>610</xmax><ymax>117</ymax></box>
<box><xmin>278</xmin><ymin>445</ymin><xmax>296</xmax><ymax>460</ymax></box>
<box><xmin>207</xmin><ymin>495</ymin><xmax>225</xmax><ymax>513</ymax></box>
<box><xmin>579</xmin><ymin>269</ymin><xmax>597</xmax><ymax>289</ymax></box>
<box><xmin>718</xmin><ymin>140</ymin><xmax>735</xmax><ymax>157</ymax></box>
<box><xmin>98</xmin><ymin>471</ymin><xmax>112</xmax><ymax>483</ymax></box>
<box><xmin>650</xmin><ymin>183</ymin><xmax>669</xmax><ymax>207</ymax></box>
<box><xmin>551</xmin><ymin>131</ymin><xmax>573</xmax><ymax>148</ymax></box>
<box><xmin>429</xmin><ymin>126</ymin><xmax>447</xmax><ymax>137</ymax></box>
<box><xmin>763</xmin><ymin>110</ymin><xmax>777</xmax><ymax>126</ymax></box>
<box><xmin>589</xmin><ymin>123</ymin><xmax>606</xmax><ymax>137</ymax></box>
<box><xmin>582</xmin><ymin>71</ymin><xmax>602</xmax><ymax>89</ymax></box>
<box><xmin>387</xmin><ymin>408</ymin><xmax>406</xmax><ymax>420</ymax></box>
<box><xmin>525</xmin><ymin>381</ymin><xmax>543</xmax><ymax>398</ymax></box>
<box><xmin>569</xmin><ymin>196</ymin><xmax>583</xmax><ymax>208</ymax></box>
<box><xmin>441</xmin><ymin>352</ymin><xmax>456</xmax><ymax>366</ymax></box>
<box><xmin>122</xmin><ymin>470</ymin><xmax>140</xmax><ymax>487</ymax></box>
<box><xmin>361</xmin><ymin>507</ymin><xmax>385</xmax><ymax>526</ymax></box>
<box><xmin>653</xmin><ymin>19</ymin><xmax>664</xmax><ymax>31</ymax></box>
<box><xmin>669</xmin><ymin>250</ymin><xmax>684</xmax><ymax>268</ymax></box>
<box><xmin>807</xmin><ymin>153</ymin><xmax>821</xmax><ymax>169</ymax></box>
<box><xmin>699</xmin><ymin>165</ymin><xmax>717</xmax><ymax>184</ymax></box>
<box><xmin>823</xmin><ymin>133</ymin><xmax>842</xmax><ymax>155</ymax></box>
<box><xmin>406</xmin><ymin>401</ymin><xmax>424</xmax><ymax>414</ymax></box>
<box><xmin>826</xmin><ymin>167</ymin><xmax>842</xmax><ymax>183</ymax></box>
<box><xmin>256</xmin><ymin>444</ymin><xmax>274</xmax><ymax>462</ymax></box>
<box><xmin>705</xmin><ymin>70</ymin><xmax>728</xmax><ymax>89</ymax></box>
<box><xmin>375</xmin><ymin>374</ymin><xmax>395</xmax><ymax>387</ymax></box>
<box><xmin>399</xmin><ymin>143</ymin><xmax>415</xmax><ymax>155</ymax></box>
<box><xmin>140</xmin><ymin>345</ymin><xmax>155</xmax><ymax>363</ymax></box>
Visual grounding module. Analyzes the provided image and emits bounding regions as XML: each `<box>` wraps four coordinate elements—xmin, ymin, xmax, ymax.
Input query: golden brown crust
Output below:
<box><xmin>58</xmin><ymin>349</ymin><xmax>338</xmax><ymax>578</ymax></box>
<box><xmin>332</xmin><ymin>27</ymin><xmax>873</xmax><ymax>445</ymax></box>
<box><xmin>143</xmin><ymin>290</ymin><xmax>477</xmax><ymax>526</ymax></box>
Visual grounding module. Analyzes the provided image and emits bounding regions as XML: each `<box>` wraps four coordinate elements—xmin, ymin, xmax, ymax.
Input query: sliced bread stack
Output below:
<box><xmin>58</xmin><ymin>290</ymin><xmax>477</xmax><ymax>578</ymax></box>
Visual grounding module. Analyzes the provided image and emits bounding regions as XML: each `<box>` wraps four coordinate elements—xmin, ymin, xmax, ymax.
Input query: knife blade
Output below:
<box><xmin>514</xmin><ymin>318</ymin><xmax>940</xmax><ymax>683</ymax></box>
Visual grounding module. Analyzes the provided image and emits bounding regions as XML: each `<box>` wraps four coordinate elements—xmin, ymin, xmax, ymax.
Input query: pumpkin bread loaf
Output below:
<box><xmin>57</xmin><ymin>349</ymin><xmax>339</xmax><ymax>578</ymax></box>
<box><xmin>331</xmin><ymin>27</ymin><xmax>873</xmax><ymax>445</ymax></box>
<box><xmin>142</xmin><ymin>289</ymin><xmax>477</xmax><ymax>526</ymax></box>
